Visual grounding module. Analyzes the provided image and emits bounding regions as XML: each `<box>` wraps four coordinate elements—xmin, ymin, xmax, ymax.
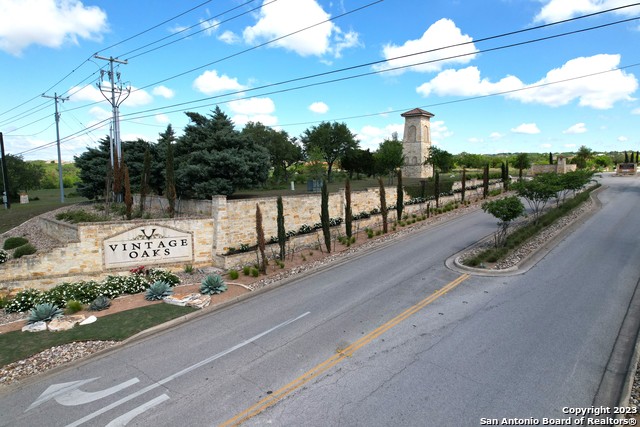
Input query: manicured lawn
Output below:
<box><xmin>0</xmin><ymin>304</ymin><xmax>196</xmax><ymax>367</ymax></box>
<box><xmin>0</xmin><ymin>189</ymin><xmax>88</xmax><ymax>234</ymax></box>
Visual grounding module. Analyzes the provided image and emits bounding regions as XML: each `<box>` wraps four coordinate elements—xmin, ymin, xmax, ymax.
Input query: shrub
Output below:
<box><xmin>0</xmin><ymin>249</ymin><xmax>8</xmax><ymax>264</ymax></box>
<box><xmin>200</xmin><ymin>274</ymin><xmax>228</xmax><ymax>295</ymax></box>
<box><xmin>145</xmin><ymin>281</ymin><xmax>173</xmax><ymax>301</ymax></box>
<box><xmin>55</xmin><ymin>209</ymin><xmax>106</xmax><ymax>223</ymax></box>
<box><xmin>4</xmin><ymin>288</ymin><xmax>44</xmax><ymax>313</ymax></box>
<box><xmin>3</xmin><ymin>237</ymin><xmax>28</xmax><ymax>250</ymax></box>
<box><xmin>251</xmin><ymin>267</ymin><xmax>259</xmax><ymax>277</ymax></box>
<box><xmin>65</xmin><ymin>300</ymin><xmax>83</xmax><ymax>314</ymax></box>
<box><xmin>228</xmin><ymin>269</ymin><xmax>239</xmax><ymax>280</ymax></box>
<box><xmin>89</xmin><ymin>295</ymin><xmax>111</xmax><ymax>311</ymax></box>
<box><xmin>243</xmin><ymin>266</ymin><xmax>251</xmax><ymax>276</ymax></box>
<box><xmin>13</xmin><ymin>243</ymin><xmax>37</xmax><ymax>259</ymax></box>
<box><xmin>44</xmin><ymin>281</ymin><xmax>101</xmax><ymax>306</ymax></box>
<box><xmin>27</xmin><ymin>303</ymin><xmax>63</xmax><ymax>324</ymax></box>
<box><xmin>147</xmin><ymin>268</ymin><xmax>180</xmax><ymax>286</ymax></box>
<box><xmin>183</xmin><ymin>264</ymin><xmax>194</xmax><ymax>274</ymax></box>
<box><xmin>0</xmin><ymin>295</ymin><xmax>7</xmax><ymax>309</ymax></box>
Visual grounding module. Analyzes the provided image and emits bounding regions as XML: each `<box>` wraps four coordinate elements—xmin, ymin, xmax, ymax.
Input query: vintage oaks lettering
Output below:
<box><xmin>103</xmin><ymin>226</ymin><xmax>193</xmax><ymax>269</ymax></box>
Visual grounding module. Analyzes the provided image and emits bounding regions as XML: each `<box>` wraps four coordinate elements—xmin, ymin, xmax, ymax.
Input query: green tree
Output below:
<box><xmin>434</xmin><ymin>170</ymin><xmax>441</xmax><ymax>207</ymax></box>
<box><xmin>374</xmin><ymin>137</ymin><xmax>404</xmax><ymax>179</ymax></box>
<box><xmin>165</xmin><ymin>138</ymin><xmax>177</xmax><ymax>218</ymax></box>
<box><xmin>482</xmin><ymin>196</ymin><xmax>525</xmax><ymax>247</ymax></box>
<box><xmin>379</xmin><ymin>177</ymin><xmax>388</xmax><ymax>233</ymax></box>
<box><xmin>74</xmin><ymin>137</ymin><xmax>110</xmax><ymax>200</ymax></box>
<box><xmin>242</xmin><ymin>122</ymin><xmax>302</xmax><ymax>183</ymax></box>
<box><xmin>455</xmin><ymin>152</ymin><xmax>488</xmax><ymax>169</ymax></box>
<box><xmin>461</xmin><ymin>168</ymin><xmax>467</xmax><ymax>202</ymax></box>
<box><xmin>345</xmin><ymin>178</ymin><xmax>353</xmax><ymax>239</ymax></box>
<box><xmin>320</xmin><ymin>179</ymin><xmax>331</xmax><ymax>253</ymax></box>
<box><xmin>0</xmin><ymin>155</ymin><xmax>45</xmax><ymax>199</ymax></box>
<box><xmin>341</xmin><ymin>148</ymin><xmax>374</xmax><ymax>179</ymax></box>
<box><xmin>573</xmin><ymin>145</ymin><xmax>593</xmax><ymax>169</ymax></box>
<box><xmin>175</xmin><ymin>107</ymin><xmax>270</xmax><ymax>197</ymax></box>
<box><xmin>277</xmin><ymin>196</ymin><xmax>286</xmax><ymax>260</ymax></box>
<box><xmin>513</xmin><ymin>175</ymin><xmax>558</xmax><ymax>222</ymax></box>
<box><xmin>396</xmin><ymin>169</ymin><xmax>404</xmax><ymax>220</ymax></box>
<box><xmin>482</xmin><ymin>164</ymin><xmax>489</xmax><ymax>199</ymax></box>
<box><xmin>513</xmin><ymin>153</ymin><xmax>531</xmax><ymax>181</ymax></box>
<box><xmin>426</xmin><ymin>146</ymin><xmax>454</xmax><ymax>173</ymax></box>
<box><xmin>301</xmin><ymin>121</ymin><xmax>358</xmax><ymax>182</ymax></box>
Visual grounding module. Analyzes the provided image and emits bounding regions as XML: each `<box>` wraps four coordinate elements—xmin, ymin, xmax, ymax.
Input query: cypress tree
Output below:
<box><xmin>434</xmin><ymin>170</ymin><xmax>440</xmax><ymax>208</ymax></box>
<box><xmin>139</xmin><ymin>145</ymin><xmax>151</xmax><ymax>213</ymax></box>
<box><xmin>256</xmin><ymin>204</ymin><xmax>267</xmax><ymax>273</ymax></box>
<box><xmin>123</xmin><ymin>163</ymin><xmax>133</xmax><ymax>220</ymax></box>
<box><xmin>396</xmin><ymin>169</ymin><xmax>404</xmax><ymax>221</ymax></box>
<box><xmin>277</xmin><ymin>196</ymin><xmax>286</xmax><ymax>260</ymax></box>
<box><xmin>461</xmin><ymin>168</ymin><xmax>466</xmax><ymax>203</ymax></box>
<box><xmin>165</xmin><ymin>140</ymin><xmax>177</xmax><ymax>218</ymax></box>
<box><xmin>379</xmin><ymin>177</ymin><xmax>388</xmax><ymax>233</ymax></box>
<box><xmin>549</xmin><ymin>152</ymin><xmax>553</xmax><ymax>165</ymax></box>
<box><xmin>625</xmin><ymin>151</ymin><xmax>629</xmax><ymax>163</ymax></box>
<box><xmin>483</xmin><ymin>163</ymin><xmax>489</xmax><ymax>199</ymax></box>
<box><xmin>321</xmin><ymin>180</ymin><xmax>331</xmax><ymax>253</ymax></box>
<box><xmin>505</xmin><ymin>161</ymin><xmax>510</xmax><ymax>191</ymax></box>
<box><xmin>345</xmin><ymin>178</ymin><xmax>353</xmax><ymax>239</ymax></box>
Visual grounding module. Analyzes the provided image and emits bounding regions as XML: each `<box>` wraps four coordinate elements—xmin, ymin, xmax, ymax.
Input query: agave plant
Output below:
<box><xmin>200</xmin><ymin>274</ymin><xmax>227</xmax><ymax>295</ymax></box>
<box><xmin>145</xmin><ymin>280</ymin><xmax>173</xmax><ymax>301</ymax></box>
<box><xmin>27</xmin><ymin>303</ymin><xmax>63</xmax><ymax>324</ymax></box>
<box><xmin>89</xmin><ymin>295</ymin><xmax>111</xmax><ymax>311</ymax></box>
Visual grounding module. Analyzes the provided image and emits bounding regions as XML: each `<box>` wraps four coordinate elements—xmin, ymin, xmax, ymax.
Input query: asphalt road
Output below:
<box><xmin>1</xmin><ymin>174</ymin><xmax>639</xmax><ymax>427</ymax></box>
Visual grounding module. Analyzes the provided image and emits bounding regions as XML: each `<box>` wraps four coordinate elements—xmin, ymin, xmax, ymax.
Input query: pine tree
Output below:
<box><xmin>256</xmin><ymin>204</ymin><xmax>267</xmax><ymax>273</ymax></box>
<box><xmin>321</xmin><ymin>180</ymin><xmax>331</xmax><ymax>252</ymax></box>
<box><xmin>277</xmin><ymin>196</ymin><xmax>286</xmax><ymax>260</ymax></box>
<box><xmin>379</xmin><ymin>177</ymin><xmax>388</xmax><ymax>233</ymax></box>
<box><xmin>345</xmin><ymin>178</ymin><xmax>353</xmax><ymax>239</ymax></box>
<box><xmin>396</xmin><ymin>169</ymin><xmax>404</xmax><ymax>221</ymax></box>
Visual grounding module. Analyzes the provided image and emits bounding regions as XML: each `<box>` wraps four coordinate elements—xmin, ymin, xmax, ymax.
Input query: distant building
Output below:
<box><xmin>401</xmin><ymin>108</ymin><xmax>434</xmax><ymax>179</ymax></box>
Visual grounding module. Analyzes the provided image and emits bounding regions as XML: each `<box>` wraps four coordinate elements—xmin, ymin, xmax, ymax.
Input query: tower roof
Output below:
<box><xmin>401</xmin><ymin>108</ymin><xmax>434</xmax><ymax>118</ymax></box>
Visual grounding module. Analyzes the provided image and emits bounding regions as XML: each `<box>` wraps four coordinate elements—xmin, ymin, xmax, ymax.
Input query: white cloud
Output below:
<box><xmin>200</xmin><ymin>18</ymin><xmax>219</xmax><ymax>37</ymax></box>
<box><xmin>511</xmin><ymin>123</ymin><xmax>541</xmax><ymax>134</ymax></box>
<box><xmin>242</xmin><ymin>0</ymin><xmax>358</xmax><ymax>58</ymax></box>
<box><xmin>69</xmin><ymin>85</ymin><xmax>105</xmax><ymax>103</ymax></box>
<box><xmin>88</xmin><ymin>106</ymin><xmax>111</xmax><ymax>121</ymax></box>
<box><xmin>152</xmin><ymin>85</ymin><xmax>175</xmax><ymax>99</ymax></box>
<box><xmin>540</xmin><ymin>143</ymin><xmax>552</xmax><ymax>149</ymax></box>
<box><xmin>219</xmin><ymin>30</ymin><xmax>240</xmax><ymax>44</ymax></box>
<box><xmin>374</xmin><ymin>19</ymin><xmax>478</xmax><ymax>75</ymax></box>
<box><xmin>416</xmin><ymin>66</ymin><xmax>521</xmax><ymax>97</ymax></box>
<box><xmin>417</xmin><ymin>55</ymin><xmax>637</xmax><ymax>110</ymax></box>
<box><xmin>563</xmin><ymin>123</ymin><xmax>587</xmax><ymax>134</ymax></box>
<box><xmin>490</xmin><ymin>132</ymin><xmax>504</xmax><ymax>139</ymax></box>
<box><xmin>123</xmin><ymin>87</ymin><xmax>153</xmax><ymax>107</ymax></box>
<box><xmin>0</xmin><ymin>0</ymin><xmax>108</xmax><ymax>56</ymax></box>
<box><xmin>229</xmin><ymin>97</ymin><xmax>276</xmax><ymax>126</ymax></box>
<box><xmin>155</xmin><ymin>114</ymin><xmax>170</xmax><ymax>124</ymax></box>
<box><xmin>618</xmin><ymin>135</ymin><xmax>629</xmax><ymax>142</ymax></box>
<box><xmin>193</xmin><ymin>70</ymin><xmax>247</xmax><ymax>95</ymax></box>
<box><xmin>565</xmin><ymin>143</ymin><xmax>577</xmax><ymax>148</ymax></box>
<box><xmin>632</xmin><ymin>108</ymin><xmax>640</xmax><ymax>115</ymax></box>
<box><xmin>309</xmin><ymin>102</ymin><xmax>329</xmax><ymax>114</ymax></box>
<box><xmin>430</xmin><ymin>120</ymin><xmax>453</xmax><ymax>144</ymax></box>
<box><xmin>508</xmin><ymin>54</ymin><xmax>637</xmax><ymax>109</ymax></box>
<box><xmin>468</xmin><ymin>137</ymin><xmax>484</xmax><ymax>143</ymax></box>
<box><xmin>534</xmin><ymin>1</ymin><xmax>640</xmax><ymax>23</ymax></box>
<box><xmin>357</xmin><ymin>123</ymin><xmax>403</xmax><ymax>151</ymax></box>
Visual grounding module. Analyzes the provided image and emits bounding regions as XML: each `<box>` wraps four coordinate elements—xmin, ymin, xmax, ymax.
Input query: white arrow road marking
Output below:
<box><xmin>28</xmin><ymin>378</ymin><xmax>140</xmax><ymax>411</ymax></box>
<box><xmin>64</xmin><ymin>311</ymin><xmax>311</xmax><ymax>427</ymax></box>
<box><xmin>104</xmin><ymin>394</ymin><xmax>170</xmax><ymax>427</ymax></box>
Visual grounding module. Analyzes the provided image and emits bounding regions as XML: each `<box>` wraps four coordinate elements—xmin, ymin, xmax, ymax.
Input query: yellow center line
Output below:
<box><xmin>220</xmin><ymin>273</ymin><xmax>470</xmax><ymax>427</ymax></box>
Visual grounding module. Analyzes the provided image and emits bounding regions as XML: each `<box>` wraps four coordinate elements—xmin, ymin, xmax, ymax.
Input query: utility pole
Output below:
<box><xmin>42</xmin><ymin>93</ymin><xmax>69</xmax><ymax>203</ymax></box>
<box><xmin>94</xmin><ymin>55</ymin><xmax>129</xmax><ymax>202</ymax></box>
<box><xmin>0</xmin><ymin>132</ymin><xmax>10</xmax><ymax>209</ymax></box>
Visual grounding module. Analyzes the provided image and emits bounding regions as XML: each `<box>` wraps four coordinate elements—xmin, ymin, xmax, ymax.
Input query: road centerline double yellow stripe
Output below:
<box><xmin>220</xmin><ymin>273</ymin><xmax>470</xmax><ymax>427</ymax></box>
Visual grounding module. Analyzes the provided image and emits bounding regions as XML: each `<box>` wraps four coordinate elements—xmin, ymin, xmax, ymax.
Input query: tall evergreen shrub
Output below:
<box><xmin>396</xmin><ymin>169</ymin><xmax>404</xmax><ymax>221</ymax></box>
<box><xmin>379</xmin><ymin>178</ymin><xmax>388</xmax><ymax>233</ymax></box>
<box><xmin>256</xmin><ymin>204</ymin><xmax>267</xmax><ymax>273</ymax></box>
<box><xmin>277</xmin><ymin>196</ymin><xmax>286</xmax><ymax>260</ymax></box>
<box><xmin>345</xmin><ymin>179</ymin><xmax>353</xmax><ymax>239</ymax></box>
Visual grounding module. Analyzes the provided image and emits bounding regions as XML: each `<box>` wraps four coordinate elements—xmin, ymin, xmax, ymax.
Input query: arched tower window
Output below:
<box><xmin>407</xmin><ymin>125</ymin><xmax>416</xmax><ymax>142</ymax></box>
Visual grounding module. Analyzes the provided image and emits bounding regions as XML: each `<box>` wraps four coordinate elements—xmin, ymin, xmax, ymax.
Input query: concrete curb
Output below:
<box><xmin>446</xmin><ymin>185</ymin><xmax>605</xmax><ymax>277</ymax></box>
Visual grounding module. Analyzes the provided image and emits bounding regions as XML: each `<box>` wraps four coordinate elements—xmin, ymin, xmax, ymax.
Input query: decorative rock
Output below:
<box><xmin>48</xmin><ymin>315</ymin><xmax>86</xmax><ymax>332</ymax></box>
<box><xmin>79</xmin><ymin>316</ymin><xmax>97</xmax><ymax>326</ymax></box>
<box><xmin>163</xmin><ymin>293</ymin><xmax>211</xmax><ymax>309</ymax></box>
<box><xmin>22</xmin><ymin>321</ymin><xmax>47</xmax><ymax>333</ymax></box>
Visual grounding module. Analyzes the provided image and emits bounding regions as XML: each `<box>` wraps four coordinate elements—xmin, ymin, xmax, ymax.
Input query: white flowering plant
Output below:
<box><xmin>0</xmin><ymin>249</ymin><xmax>8</xmax><ymax>264</ymax></box>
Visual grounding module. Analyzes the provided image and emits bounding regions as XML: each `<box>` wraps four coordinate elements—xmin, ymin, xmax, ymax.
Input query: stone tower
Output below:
<box><xmin>401</xmin><ymin>108</ymin><xmax>434</xmax><ymax>179</ymax></box>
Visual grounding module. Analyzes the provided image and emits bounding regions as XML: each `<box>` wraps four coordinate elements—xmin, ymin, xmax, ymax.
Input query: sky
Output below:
<box><xmin>0</xmin><ymin>0</ymin><xmax>639</xmax><ymax>161</ymax></box>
